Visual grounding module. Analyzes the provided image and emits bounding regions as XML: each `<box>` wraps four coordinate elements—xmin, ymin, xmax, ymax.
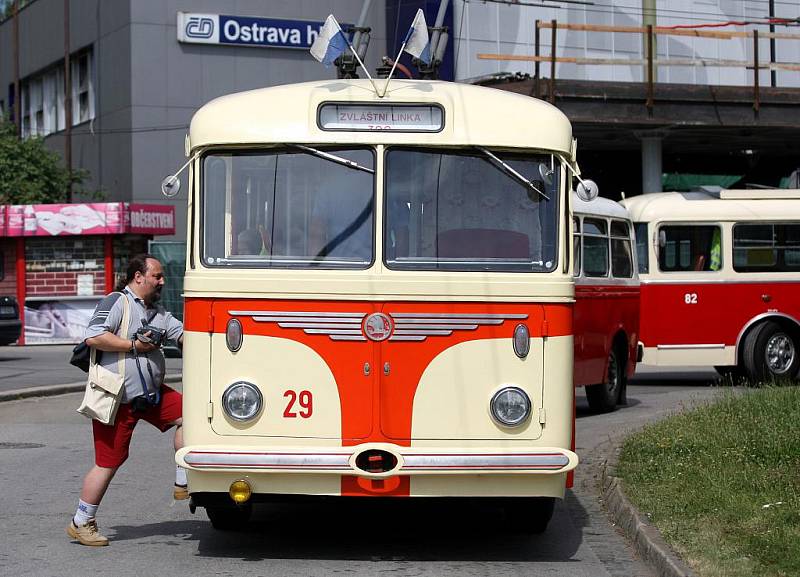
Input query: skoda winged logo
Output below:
<box><xmin>363</xmin><ymin>313</ymin><xmax>394</xmax><ymax>342</ymax></box>
<box><xmin>186</xmin><ymin>16</ymin><xmax>214</xmax><ymax>39</ymax></box>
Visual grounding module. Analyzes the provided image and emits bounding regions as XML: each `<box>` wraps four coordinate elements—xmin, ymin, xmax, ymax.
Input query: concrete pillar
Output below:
<box><xmin>641</xmin><ymin>136</ymin><xmax>663</xmax><ymax>193</ymax></box>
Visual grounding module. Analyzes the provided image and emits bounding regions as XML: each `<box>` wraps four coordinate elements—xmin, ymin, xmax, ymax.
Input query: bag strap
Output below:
<box><xmin>88</xmin><ymin>291</ymin><xmax>131</xmax><ymax>378</ymax></box>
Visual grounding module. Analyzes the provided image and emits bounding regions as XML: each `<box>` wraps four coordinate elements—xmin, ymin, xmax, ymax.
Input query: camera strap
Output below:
<box><xmin>131</xmin><ymin>308</ymin><xmax>161</xmax><ymax>405</ymax></box>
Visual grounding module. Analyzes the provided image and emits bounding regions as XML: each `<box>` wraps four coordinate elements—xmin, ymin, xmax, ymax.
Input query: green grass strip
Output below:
<box><xmin>616</xmin><ymin>385</ymin><xmax>800</xmax><ymax>577</ymax></box>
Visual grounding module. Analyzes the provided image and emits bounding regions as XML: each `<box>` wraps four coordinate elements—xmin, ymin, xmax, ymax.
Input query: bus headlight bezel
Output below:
<box><xmin>222</xmin><ymin>381</ymin><xmax>263</xmax><ymax>422</ymax></box>
<box><xmin>490</xmin><ymin>386</ymin><xmax>532</xmax><ymax>427</ymax></box>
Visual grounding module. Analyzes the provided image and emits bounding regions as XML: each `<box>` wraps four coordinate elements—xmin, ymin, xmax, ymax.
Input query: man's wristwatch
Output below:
<box><xmin>130</xmin><ymin>339</ymin><xmax>136</xmax><ymax>354</ymax></box>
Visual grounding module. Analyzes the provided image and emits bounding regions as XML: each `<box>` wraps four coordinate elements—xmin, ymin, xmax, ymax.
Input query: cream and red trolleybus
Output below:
<box><xmin>622</xmin><ymin>189</ymin><xmax>800</xmax><ymax>381</ymax></box>
<box><xmin>572</xmin><ymin>194</ymin><xmax>640</xmax><ymax>412</ymax></box>
<box><xmin>175</xmin><ymin>79</ymin><xmax>580</xmax><ymax>532</ymax></box>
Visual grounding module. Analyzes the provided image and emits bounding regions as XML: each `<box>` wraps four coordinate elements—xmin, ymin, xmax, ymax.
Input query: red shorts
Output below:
<box><xmin>92</xmin><ymin>385</ymin><xmax>182</xmax><ymax>468</ymax></box>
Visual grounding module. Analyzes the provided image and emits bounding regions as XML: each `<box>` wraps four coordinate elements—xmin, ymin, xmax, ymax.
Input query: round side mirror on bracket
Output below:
<box><xmin>575</xmin><ymin>179</ymin><xmax>599</xmax><ymax>202</ymax></box>
<box><xmin>161</xmin><ymin>175</ymin><xmax>181</xmax><ymax>198</ymax></box>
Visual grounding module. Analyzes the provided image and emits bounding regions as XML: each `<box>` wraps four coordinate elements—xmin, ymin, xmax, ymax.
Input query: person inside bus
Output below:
<box><xmin>236</xmin><ymin>226</ymin><xmax>271</xmax><ymax>256</ymax></box>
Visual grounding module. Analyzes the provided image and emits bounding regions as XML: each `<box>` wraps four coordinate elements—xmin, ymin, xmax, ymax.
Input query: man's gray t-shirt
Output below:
<box><xmin>85</xmin><ymin>289</ymin><xmax>183</xmax><ymax>402</ymax></box>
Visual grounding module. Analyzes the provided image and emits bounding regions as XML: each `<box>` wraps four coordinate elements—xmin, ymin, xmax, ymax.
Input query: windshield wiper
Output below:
<box><xmin>290</xmin><ymin>144</ymin><xmax>374</xmax><ymax>174</ymax></box>
<box><xmin>475</xmin><ymin>146</ymin><xmax>549</xmax><ymax>201</ymax></box>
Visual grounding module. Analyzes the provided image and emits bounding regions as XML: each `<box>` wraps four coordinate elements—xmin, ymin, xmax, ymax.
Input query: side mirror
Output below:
<box><xmin>575</xmin><ymin>179</ymin><xmax>599</xmax><ymax>202</ymax></box>
<box><xmin>161</xmin><ymin>175</ymin><xmax>181</xmax><ymax>197</ymax></box>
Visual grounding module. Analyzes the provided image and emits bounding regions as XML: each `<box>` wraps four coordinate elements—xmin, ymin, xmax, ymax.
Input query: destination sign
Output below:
<box><xmin>318</xmin><ymin>104</ymin><xmax>444</xmax><ymax>132</ymax></box>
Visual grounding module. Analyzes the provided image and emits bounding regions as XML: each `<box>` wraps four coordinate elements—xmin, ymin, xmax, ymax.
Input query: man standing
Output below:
<box><xmin>66</xmin><ymin>254</ymin><xmax>186</xmax><ymax>547</ymax></box>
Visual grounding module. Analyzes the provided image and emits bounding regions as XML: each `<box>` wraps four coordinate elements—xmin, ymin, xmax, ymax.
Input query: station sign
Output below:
<box><xmin>318</xmin><ymin>104</ymin><xmax>444</xmax><ymax>132</ymax></box>
<box><xmin>177</xmin><ymin>12</ymin><xmax>334</xmax><ymax>50</ymax></box>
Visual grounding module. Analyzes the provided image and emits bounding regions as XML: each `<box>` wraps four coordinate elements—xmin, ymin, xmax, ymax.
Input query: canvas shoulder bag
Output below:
<box><xmin>76</xmin><ymin>292</ymin><xmax>131</xmax><ymax>425</ymax></box>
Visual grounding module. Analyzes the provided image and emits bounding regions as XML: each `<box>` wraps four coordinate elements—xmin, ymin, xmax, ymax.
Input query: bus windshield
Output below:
<box><xmin>202</xmin><ymin>147</ymin><xmax>374</xmax><ymax>269</ymax></box>
<box><xmin>384</xmin><ymin>147</ymin><xmax>560</xmax><ymax>272</ymax></box>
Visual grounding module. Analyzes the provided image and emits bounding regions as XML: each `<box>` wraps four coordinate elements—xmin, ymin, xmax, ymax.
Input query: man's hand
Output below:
<box><xmin>134</xmin><ymin>334</ymin><xmax>158</xmax><ymax>353</ymax></box>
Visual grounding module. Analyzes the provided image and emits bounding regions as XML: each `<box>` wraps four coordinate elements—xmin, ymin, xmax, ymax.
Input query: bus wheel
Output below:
<box><xmin>586</xmin><ymin>346</ymin><xmax>623</xmax><ymax>412</ymax></box>
<box><xmin>743</xmin><ymin>321</ymin><xmax>800</xmax><ymax>383</ymax></box>
<box><xmin>504</xmin><ymin>497</ymin><xmax>555</xmax><ymax>534</ymax></box>
<box><xmin>205</xmin><ymin>502</ymin><xmax>253</xmax><ymax>530</ymax></box>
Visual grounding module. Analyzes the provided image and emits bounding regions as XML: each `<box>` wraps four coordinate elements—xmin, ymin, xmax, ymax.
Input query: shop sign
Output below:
<box><xmin>177</xmin><ymin>12</ymin><xmax>336</xmax><ymax>50</ymax></box>
<box><xmin>0</xmin><ymin>203</ymin><xmax>175</xmax><ymax>237</ymax></box>
<box><xmin>128</xmin><ymin>204</ymin><xmax>176</xmax><ymax>235</ymax></box>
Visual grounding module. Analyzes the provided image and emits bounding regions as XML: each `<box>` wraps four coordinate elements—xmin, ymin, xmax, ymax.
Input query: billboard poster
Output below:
<box><xmin>23</xmin><ymin>298</ymin><xmax>101</xmax><ymax>345</ymax></box>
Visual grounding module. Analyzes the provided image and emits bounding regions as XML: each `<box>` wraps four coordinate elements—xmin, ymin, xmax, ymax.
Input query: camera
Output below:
<box><xmin>135</xmin><ymin>322</ymin><xmax>167</xmax><ymax>347</ymax></box>
<box><xmin>130</xmin><ymin>393</ymin><xmax>159</xmax><ymax>413</ymax></box>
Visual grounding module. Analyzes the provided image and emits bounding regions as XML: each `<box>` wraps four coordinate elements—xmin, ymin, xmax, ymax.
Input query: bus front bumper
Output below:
<box><xmin>176</xmin><ymin>443</ymin><xmax>579</xmax><ymax>477</ymax></box>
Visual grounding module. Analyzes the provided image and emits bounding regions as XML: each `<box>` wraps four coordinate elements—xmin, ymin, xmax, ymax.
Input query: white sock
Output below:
<box><xmin>73</xmin><ymin>500</ymin><xmax>98</xmax><ymax>526</ymax></box>
<box><xmin>175</xmin><ymin>465</ymin><xmax>187</xmax><ymax>486</ymax></box>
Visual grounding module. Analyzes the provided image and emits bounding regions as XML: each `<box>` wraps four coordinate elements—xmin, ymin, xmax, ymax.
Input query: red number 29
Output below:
<box><xmin>283</xmin><ymin>390</ymin><xmax>313</xmax><ymax>418</ymax></box>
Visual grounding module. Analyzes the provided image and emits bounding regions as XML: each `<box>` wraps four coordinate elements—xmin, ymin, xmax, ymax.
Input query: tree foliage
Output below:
<box><xmin>0</xmin><ymin>119</ymin><xmax>87</xmax><ymax>204</ymax></box>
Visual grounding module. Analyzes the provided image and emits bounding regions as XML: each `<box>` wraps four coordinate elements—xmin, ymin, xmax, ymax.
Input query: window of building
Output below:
<box><xmin>19</xmin><ymin>48</ymin><xmax>94</xmax><ymax>138</ymax></box>
<box><xmin>733</xmin><ymin>223</ymin><xmax>800</xmax><ymax>272</ymax></box>
<box><xmin>658</xmin><ymin>225</ymin><xmax>721</xmax><ymax>272</ymax></box>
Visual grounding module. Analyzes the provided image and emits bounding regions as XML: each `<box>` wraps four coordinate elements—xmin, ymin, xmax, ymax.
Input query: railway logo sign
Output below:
<box><xmin>177</xmin><ymin>12</ymin><xmax>340</xmax><ymax>50</ymax></box>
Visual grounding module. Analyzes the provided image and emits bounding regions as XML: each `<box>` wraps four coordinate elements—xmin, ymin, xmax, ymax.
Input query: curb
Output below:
<box><xmin>0</xmin><ymin>373</ymin><xmax>182</xmax><ymax>403</ymax></box>
<box><xmin>600</xmin><ymin>451</ymin><xmax>696</xmax><ymax>577</ymax></box>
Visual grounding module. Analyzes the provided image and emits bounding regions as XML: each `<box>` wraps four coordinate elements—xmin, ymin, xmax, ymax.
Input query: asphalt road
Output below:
<box><xmin>0</xmin><ymin>344</ymin><xmax>182</xmax><ymax>392</ymax></box>
<box><xmin>0</xmin><ymin>366</ymin><xmax>725</xmax><ymax>577</ymax></box>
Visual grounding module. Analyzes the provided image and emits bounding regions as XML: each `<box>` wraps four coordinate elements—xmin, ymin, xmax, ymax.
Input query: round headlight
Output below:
<box><xmin>222</xmin><ymin>381</ymin><xmax>263</xmax><ymax>422</ymax></box>
<box><xmin>226</xmin><ymin>318</ymin><xmax>243</xmax><ymax>352</ymax></box>
<box><xmin>490</xmin><ymin>386</ymin><xmax>531</xmax><ymax>427</ymax></box>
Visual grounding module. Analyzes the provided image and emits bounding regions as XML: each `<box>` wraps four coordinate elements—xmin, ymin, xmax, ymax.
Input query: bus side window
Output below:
<box><xmin>610</xmin><ymin>220</ymin><xmax>633</xmax><ymax>278</ymax></box>
<box><xmin>733</xmin><ymin>223</ymin><xmax>800</xmax><ymax>272</ymax></box>
<box><xmin>582</xmin><ymin>217</ymin><xmax>608</xmax><ymax>277</ymax></box>
<box><xmin>658</xmin><ymin>225</ymin><xmax>720</xmax><ymax>272</ymax></box>
<box><xmin>573</xmin><ymin>216</ymin><xmax>581</xmax><ymax>276</ymax></box>
<box><xmin>634</xmin><ymin>222</ymin><xmax>649</xmax><ymax>274</ymax></box>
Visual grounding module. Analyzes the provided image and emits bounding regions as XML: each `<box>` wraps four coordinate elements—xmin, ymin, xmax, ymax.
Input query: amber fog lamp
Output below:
<box><xmin>226</xmin><ymin>318</ymin><xmax>243</xmax><ymax>352</ymax></box>
<box><xmin>229</xmin><ymin>479</ymin><xmax>252</xmax><ymax>504</ymax></box>
<box><xmin>513</xmin><ymin>323</ymin><xmax>530</xmax><ymax>358</ymax></box>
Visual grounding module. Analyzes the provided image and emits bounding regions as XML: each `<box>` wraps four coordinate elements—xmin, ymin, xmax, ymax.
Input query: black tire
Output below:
<box><xmin>586</xmin><ymin>345</ymin><xmax>624</xmax><ymax>412</ymax></box>
<box><xmin>743</xmin><ymin>321</ymin><xmax>800</xmax><ymax>384</ymax></box>
<box><xmin>205</xmin><ymin>502</ymin><xmax>253</xmax><ymax>530</ymax></box>
<box><xmin>504</xmin><ymin>497</ymin><xmax>555</xmax><ymax>534</ymax></box>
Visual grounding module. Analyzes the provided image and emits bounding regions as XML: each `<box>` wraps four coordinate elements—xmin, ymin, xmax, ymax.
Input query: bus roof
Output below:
<box><xmin>621</xmin><ymin>190</ymin><xmax>800</xmax><ymax>223</ymax></box>
<box><xmin>572</xmin><ymin>193</ymin><xmax>630</xmax><ymax>220</ymax></box>
<box><xmin>188</xmin><ymin>79</ymin><xmax>574</xmax><ymax>155</ymax></box>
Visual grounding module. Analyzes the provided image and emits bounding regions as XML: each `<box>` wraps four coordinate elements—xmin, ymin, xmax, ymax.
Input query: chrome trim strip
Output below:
<box><xmin>657</xmin><ymin>344</ymin><xmax>726</xmax><ymax>350</ymax></box>
<box><xmin>304</xmin><ymin>329</ymin><xmax>363</xmax><ymax>335</ymax></box>
<box><xmin>230</xmin><ymin>310</ymin><xmax>367</xmax><ymax>318</ymax></box>
<box><xmin>394</xmin><ymin>323</ymin><xmax>479</xmax><ymax>330</ymax></box>
<box><xmin>184</xmin><ymin>450</ymin><xmax>570</xmax><ymax>472</ymax></box>
<box><xmin>391</xmin><ymin>313</ymin><xmax>528</xmax><ymax>319</ymax></box>
<box><xmin>277</xmin><ymin>322</ymin><xmax>362</xmax><ymax>329</ymax></box>
<box><xmin>252</xmin><ymin>316</ymin><xmax>365</xmax><ymax>323</ymax></box>
<box><xmin>393</xmin><ymin>329</ymin><xmax>453</xmax><ymax>336</ymax></box>
<box><xmin>401</xmin><ymin>452</ymin><xmax>570</xmax><ymax>471</ymax></box>
<box><xmin>185</xmin><ymin>451</ymin><xmax>351</xmax><ymax>470</ymax></box>
<box><xmin>227</xmin><ymin>311</ymin><xmax>527</xmax><ymax>342</ymax></box>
